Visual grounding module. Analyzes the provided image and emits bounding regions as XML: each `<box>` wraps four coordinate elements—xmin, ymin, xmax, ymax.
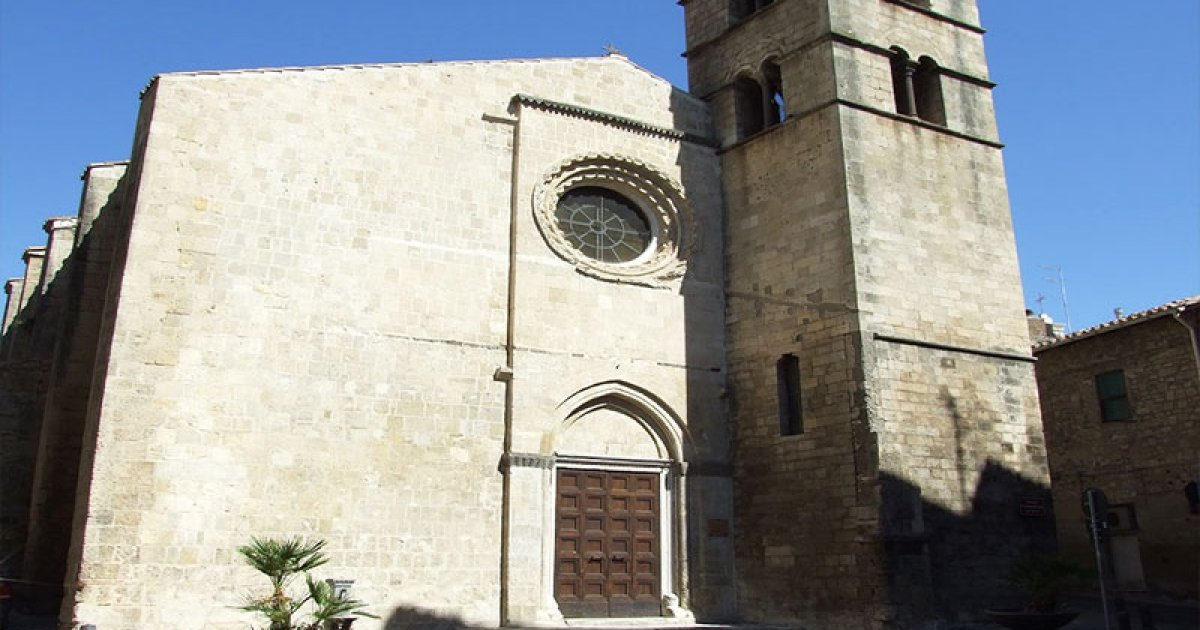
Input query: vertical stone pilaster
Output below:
<box><xmin>76</xmin><ymin>163</ymin><xmax>128</xmax><ymax>247</ymax></box>
<box><xmin>2</xmin><ymin>278</ymin><xmax>23</xmax><ymax>337</ymax></box>
<box><xmin>501</xmin><ymin>454</ymin><xmax>561</xmax><ymax>626</ymax></box>
<box><xmin>40</xmin><ymin>218</ymin><xmax>79</xmax><ymax>292</ymax></box>
<box><xmin>18</xmin><ymin>247</ymin><xmax>46</xmax><ymax>308</ymax></box>
<box><xmin>23</xmin><ymin>168</ymin><xmax>126</xmax><ymax>606</ymax></box>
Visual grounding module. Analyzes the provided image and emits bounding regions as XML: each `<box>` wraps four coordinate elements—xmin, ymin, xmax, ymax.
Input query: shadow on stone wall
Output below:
<box><xmin>880</xmin><ymin>461</ymin><xmax>1057</xmax><ymax>625</ymax></box>
<box><xmin>382</xmin><ymin>605</ymin><xmax>478</xmax><ymax>630</ymax></box>
<box><xmin>0</xmin><ymin>171</ymin><xmax>128</xmax><ymax>611</ymax></box>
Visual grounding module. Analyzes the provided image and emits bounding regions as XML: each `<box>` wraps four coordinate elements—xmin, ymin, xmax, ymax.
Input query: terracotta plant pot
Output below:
<box><xmin>984</xmin><ymin>609</ymin><xmax>1079</xmax><ymax>630</ymax></box>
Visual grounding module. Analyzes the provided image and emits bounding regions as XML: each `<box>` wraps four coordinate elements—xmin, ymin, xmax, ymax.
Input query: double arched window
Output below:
<box><xmin>890</xmin><ymin>48</ymin><xmax>946</xmax><ymax>126</ymax></box>
<box><xmin>733</xmin><ymin>58</ymin><xmax>787</xmax><ymax>140</ymax></box>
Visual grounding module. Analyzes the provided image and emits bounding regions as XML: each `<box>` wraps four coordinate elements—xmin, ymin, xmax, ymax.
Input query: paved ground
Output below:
<box><xmin>4</xmin><ymin>594</ymin><xmax>1196</xmax><ymax>629</ymax></box>
<box><xmin>1059</xmin><ymin>593</ymin><xmax>1198</xmax><ymax>630</ymax></box>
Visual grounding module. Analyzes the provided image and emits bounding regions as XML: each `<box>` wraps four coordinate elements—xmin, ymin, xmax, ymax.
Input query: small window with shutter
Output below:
<box><xmin>1095</xmin><ymin>369</ymin><xmax>1133</xmax><ymax>422</ymax></box>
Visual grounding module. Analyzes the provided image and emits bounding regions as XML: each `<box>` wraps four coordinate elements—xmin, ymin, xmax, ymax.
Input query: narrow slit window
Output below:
<box><xmin>777</xmin><ymin>354</ymin><xmax>803</xmax><ymax>436</ymax></box>
<box><xmin>1095</xmin><ymin>369</ymin><xmax>1133</xmax><ymax>422</ymax></box>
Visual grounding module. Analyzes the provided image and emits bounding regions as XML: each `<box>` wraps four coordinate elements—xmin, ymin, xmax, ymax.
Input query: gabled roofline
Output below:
<box><xmin>151</xmin><ymin>53</ymin><xmax>690</xmax><ymax>98</ymax></box>
<box><xmin>512</xmin><ymin>94</ymin><xmax>716</xmax><ymax>147</ymax></box>
<box><xmin>1034</xmin><ymin>295</ymin><xmax>1200</xmax><ymax>352</ymax></box>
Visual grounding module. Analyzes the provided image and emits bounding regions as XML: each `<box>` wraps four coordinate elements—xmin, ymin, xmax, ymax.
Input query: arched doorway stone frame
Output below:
<box><xmin>539</xmin><ymin>380</ymin><xmax>693</xmax><ymax>622</ymax></box>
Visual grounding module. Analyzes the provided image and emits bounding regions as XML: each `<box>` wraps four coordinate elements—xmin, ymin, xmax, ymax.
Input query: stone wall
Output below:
<box><xmin>685</xmin><ymin>0</ymin><xmax>1051</xmax><ymax>626</ymax></box>
<box><xmin>58</xmin><ymin>56</ymin><xmax>729</xmax><ymax>629</ymax></box>
<box><xmin>720</xmin><ymin>105</ymin><xmax>881</xmax><ymax>626</ymax></box>
<box><xmin>0</xmin><ymin>359</ymin><xmax>47</xmax><ymax>580</ymax></box>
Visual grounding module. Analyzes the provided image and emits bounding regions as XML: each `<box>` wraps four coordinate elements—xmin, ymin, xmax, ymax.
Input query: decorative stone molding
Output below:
<box><xmin>502</xmin><ymin>452</ymin><xmax>555</xmax><ymax>471</ymax></box>
<box><xmin>554</xmin><ymin>380</ymin><xmax>688</xmax><ymax>463</ymax></box>
<box><xmin>43</xmin><ymin>217</ymin><xmax>79</xmax><ymax>233</ymax></box>
<box><xmin>532</xmin><ymin>153</ymin><xmax>700</xmax><ymax>288</ymax></box>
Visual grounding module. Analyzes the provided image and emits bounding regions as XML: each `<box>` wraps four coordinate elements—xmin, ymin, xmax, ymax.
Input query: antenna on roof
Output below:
<box><xmin>1034</xmin><ymin>293</ymin><xmax>1046</xmax><ymax>315</ymax></box>
<box><xmin>603</xmin><ymin>43</ymin><xmax>624</xmax><ymax>56</ymax></box>
<box><xmin>1041</xmin><ymin>264</ymin><xmax>1073</xmax><ymax>333</ymax></box>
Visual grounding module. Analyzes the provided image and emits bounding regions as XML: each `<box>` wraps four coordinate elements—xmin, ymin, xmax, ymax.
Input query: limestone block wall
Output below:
<box><xmin>62</xmin><ymin>56</ymin><xmax>729</xmax><ymax>629</ymax></box>
<box><xmin>841</xmin><ymin>72</ymin><xmax>1047</xmax><ymax>622</ymax></box>
<box><xmin>721</xmin><ymin>104</ymin><xmax>889</xmax><ymax>626</ymax></box>
<box><xmin>682</xmin><ymin>0</ymin><xmax>737</xmax><ymax>53</ymax></box>
<box><xmin>841</xmin><ymin>112</ymin><xmax>1022</xmax><ymax>350</ymax></box>
<box><xmin>0</xmin><ymin>360</ymin><xmax>47</xmax><ymax>578</ymax></box>
<box><xmin>1036</xmin><ymin>313</ymin><xmax>1200</xmax><ymax>597</ymax></box>
<box><xmin>868</xmin><ymin>342</ymin><xmax>1051</xmax><ymax>619</ymax></box>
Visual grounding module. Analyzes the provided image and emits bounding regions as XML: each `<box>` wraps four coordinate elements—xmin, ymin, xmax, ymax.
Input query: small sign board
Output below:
<box><xmin>1019</xmin><ymin>495</ymin><xmax>1047</xmax><ymax>518</ymax></box>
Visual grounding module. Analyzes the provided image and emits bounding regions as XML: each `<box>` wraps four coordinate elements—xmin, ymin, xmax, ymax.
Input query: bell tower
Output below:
<box><xmin>683</xmin><ymin>0</ymin><xmax>1053</xmax><ymax>626</ymax></box>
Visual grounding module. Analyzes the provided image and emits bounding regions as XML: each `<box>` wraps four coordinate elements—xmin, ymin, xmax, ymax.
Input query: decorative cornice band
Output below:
<box><xmin>698</xmin><ymin>31</ymin><xmax>994</xmax><ymax>102</ymax></box>
<box><xmin>880</xmin><ymin>0</ymin><xmax>986</xmax><ymax>34</ymax></box>
<box><xmin>837</xmin><ymin>99</ymin><xmax>1004</xmax><ymax>148</ymax></box>
<box><xmin>719</xmin><ymin>98</ymin><xmax>1003</xmax><ymax>153</ymax></box>
<box><xmin>511</xmin><ymin>94</ymin><xmax>718</xmax><ymax>148</ymax></box>
<box><xmin>873</xmin><ymin>333</ymin><xmax>1036</xmax><ymax>363</ymax></box>
<box><xmin>556</xmin><ymin>454</ymin><xmax>675</xmax><ymax>471</ymax></box>
<box><xmin>44</xmin><ymin>217</ymin><xmax>80</xmax><ymax>232</ymax></box>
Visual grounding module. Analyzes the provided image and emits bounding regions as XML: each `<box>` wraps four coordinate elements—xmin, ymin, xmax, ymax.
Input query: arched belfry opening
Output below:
<box><xmin>761</xmin><ymin>59</ymin><xmax>785</xmax><ymax>126</ymax></box>
<box><xmin>891</xmin><ymin>48</ymin><xmax>947</xmax><ymax>126</ymax></box>
<box><xmin>731</xmin><ymin>60</ymin><xmax>786</xmax><ymax>143</ymax></box>
<box><xmin>733</xmin><ymin>75</ymin><xmax>766</xmax><ymax>140</ymax></box>
<box><xmin>730</xmin><ymin>0</ymin><xmax>774</xmax><ymax>22</ymax></box>
<box><xmin>915</xmin><ymin>56</ymin><xmax>947</xmax><ymax>125</ymax></box>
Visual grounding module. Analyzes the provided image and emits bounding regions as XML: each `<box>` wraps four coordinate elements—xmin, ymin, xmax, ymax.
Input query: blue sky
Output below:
<box><xmin>1</xmin><ymin>1</ymin><xmax>1196</xmax><ymax>331</ymax></box>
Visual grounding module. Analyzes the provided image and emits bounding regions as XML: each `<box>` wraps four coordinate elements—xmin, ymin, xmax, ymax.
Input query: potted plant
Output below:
<box><xmin>238</xmin><ymin>536</ymin><xmax>378</xmax><ymax>629</ymax></box>
<box><xmin>985</xmin><ymin>554</ymin><xmax>1083</xmax><ymax>630</ymax></box>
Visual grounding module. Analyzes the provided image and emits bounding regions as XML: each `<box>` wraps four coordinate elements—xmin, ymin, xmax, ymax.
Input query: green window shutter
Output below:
<box><xmin>1095</xmin><ymin>370</ymin><xmax>1132</xmax><ymax>422</ymax></box>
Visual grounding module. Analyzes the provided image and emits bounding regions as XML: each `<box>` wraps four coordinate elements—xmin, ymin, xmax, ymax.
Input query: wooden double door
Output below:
<box><xmin>554</xmin><ymin>468</ymin><xmax>661</xmax><ymax>617</ymax></box>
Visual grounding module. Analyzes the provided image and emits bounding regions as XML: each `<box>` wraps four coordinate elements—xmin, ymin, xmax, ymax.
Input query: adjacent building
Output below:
<box><xmin>1034</xmin><ymin>296</ymin><xmax>1200</xmax><ymax>598</ymax></box>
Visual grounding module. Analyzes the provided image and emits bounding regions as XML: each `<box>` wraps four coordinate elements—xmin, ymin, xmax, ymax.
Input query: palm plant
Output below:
<box><xmin>1006</xmin><ymin>554</ymin><xmax>1083</xmax><ymax>612</ymax></box>
<box><xmin>237</xmin><ymin>537</ymin><xmax>375</xmax><ymax>629</ymax></box>
<box><xmin>306</xmin><ymin>575</ymin><xmax>378</xmax><ymax>627</ymax></box>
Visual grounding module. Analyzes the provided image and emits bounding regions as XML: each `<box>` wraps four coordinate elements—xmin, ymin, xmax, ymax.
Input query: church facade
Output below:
<box><xmin>0</xmin><ymin>1</ymin><xmax>1054</xmax><ymax>628</ymax></box>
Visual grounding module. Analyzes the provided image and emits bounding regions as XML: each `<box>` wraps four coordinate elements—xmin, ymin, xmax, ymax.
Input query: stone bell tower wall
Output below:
<box><xmin>685</xmin><ymin>0</ymin><xmax>1052</xmax><ymax>625</ymax></box>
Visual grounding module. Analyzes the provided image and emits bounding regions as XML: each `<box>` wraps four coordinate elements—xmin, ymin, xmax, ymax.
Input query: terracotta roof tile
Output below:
<box><xmin>1034</xmin><ymin>295</ymin><xmax>1200</xmax><ymax>351</ymax></box>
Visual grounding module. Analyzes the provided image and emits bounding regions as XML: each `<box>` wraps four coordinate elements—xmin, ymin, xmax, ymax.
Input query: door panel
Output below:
<box><xmin>555</xmin><ymin>468</ymin><xmax>661</xmax><ymax>617</ymax></box>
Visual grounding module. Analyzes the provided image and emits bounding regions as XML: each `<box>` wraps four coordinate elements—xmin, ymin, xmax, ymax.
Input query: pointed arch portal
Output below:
<box><xmin>501</xmin><ymin>381</ymin><xmax>691</xmax><ymax>624</ymax></box>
